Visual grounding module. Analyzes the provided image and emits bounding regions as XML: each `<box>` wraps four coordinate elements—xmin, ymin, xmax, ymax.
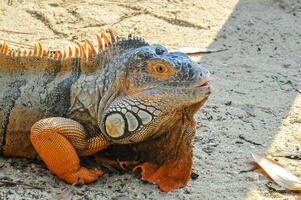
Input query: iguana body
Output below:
<box><xmin>0</xmin><ymin>29</ymin><xmax>211</xmax><ymax>192</ymax></box>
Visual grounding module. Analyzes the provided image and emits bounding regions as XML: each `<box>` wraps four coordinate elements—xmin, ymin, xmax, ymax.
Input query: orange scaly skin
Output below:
<box><xmin>133</xmin><ymin>112</ymin><xmax>197</xmax><ymax>192</ymax></box>
<box><xmin>0</xmin><ymin>29</ymin><xmax>211</xmax><ymax>191</ymax></box>
<box><xmin>30</xmin><ymin>117</ymin><xmax>107</xmax><ymax>184</ymax></box>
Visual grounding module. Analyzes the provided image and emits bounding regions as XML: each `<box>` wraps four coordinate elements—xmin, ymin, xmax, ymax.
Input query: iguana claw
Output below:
<box><xmin>95</xmin><ymin>156</ymin><xmax>140</xmax><ymax>171</ymax></box>
<box><xmin>62</xmin><ymin>167</ymin><xmax>103</xmax><ymax>184</ymax></box>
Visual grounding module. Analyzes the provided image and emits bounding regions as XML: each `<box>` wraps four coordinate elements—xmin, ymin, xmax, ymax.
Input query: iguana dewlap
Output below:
<box><xmin>0</xmin><ymin>29</ymin><xmax>211</xmax><ymax>192</ymax></box>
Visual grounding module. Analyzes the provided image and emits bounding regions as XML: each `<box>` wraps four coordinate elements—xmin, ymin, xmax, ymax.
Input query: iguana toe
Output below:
<box><xmin>95</xmin><ymin>156</ymin><xmax>140</xmax><ymax>171</ymax></box>
<box><xmin>62</xmin><ymin>167</ymin><xmax>103</xmax><ymax>184</ymax></box>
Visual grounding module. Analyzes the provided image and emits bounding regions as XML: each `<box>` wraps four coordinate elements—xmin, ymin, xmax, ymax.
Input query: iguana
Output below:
<box><xmin>0</xmin><ymin>29</ymin><xmax>211</xmax><ymax>192</ymax></box>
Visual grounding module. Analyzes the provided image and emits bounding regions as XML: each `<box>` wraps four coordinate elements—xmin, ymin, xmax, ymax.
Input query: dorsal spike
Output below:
<box><xmin>1</xmin><ymin>42</ymin><xmax>7</xmax><ymax>52</ymax></box>
<box><xmin>38</xmin><ymin>43</ymin><xmax>43</xmax><ymax>57</ymax></box>
<box><xmin>75</xmin><ymin>46</ymin><xmax>80</xmax><ymax>58</ymax></box>
<box><xmin>12</xmin><ymin>50</ymin><xmax>16</xmax><ymax>57</ymax></box>
<box><xmin>97</xmin><ymin>34</ymin><xmax>104</xmax><ymax>51</ymax></box>
<box><xmin>54</xmin><ymin>51</ymin><xmax>59</xmax><ymax>59</ymax></box>
<box><xmin>48</xmin><ymin>51</ymin><xmax>53</xmax><ymax>58</ymax></box>
<box><xmin>76</xmin><ymin>42</ymin><xmax>84</xmax><ymax>59</ymax></box>
<box><xmin>80</xmin><ymin>44</ymin><xmax>87</xmax><ymax>63</ymax></box>
<box><xmin>57</xmin><ymin>50</ymin><xmax>62</xmax><ymax>60</ymax></box>
<box><xmin>49</xmin><ymin>51</ymin><xmax>53</xmax><ymax>58</ymax></box>
<box><xmin>76</xmin><ymin>42</ymin><xmax>82</xmax><ymax>52</ymax></box>
<box><xmin>16</xmin><ymin>50</ymin><xmax>21</xmax><ymax>57</ymax></box>
<box><xmin>87</xmin><ymin>46</ymin><xmax>92</xmax><ymax>59</ymax></box>
<box><xmin>68</xmin><ymin>47</ymin><xmax>72</xmax><ymax>57</ymax></box>
<box><xmin>29</xmin><ymin>49</ymin><xmax>33</xmax><ymax>56</ymax></box>
<box><xmin>8</xmin><ymin>49</ymin><xmax>13</xmax><ymax>56</ymax></box>
<box><xmin>62</xmin><ymin>50</ymin><xmax>67</xmax><ymax>59</ymax></box>
<box><xmin>83</xmin><ymin>41</ymin><xmax>90</xmax><ymax>59</ymax></box>
<box><xmin>3</xmin><ymin>43</ymin><xmax>9</xmax><ymax>54</ymax></box>
<box><xmin>83</xmin><ymin>40</ymin><xmax>88</xmax><ymax>50</ymax></box>
<box><xmin>33</xmin><ymin>44</ymin><xmax>38</xmax><ymax>56</ymax></box>
<box><xmin>22</xmin><ymin>49</ymin><xmax>27</xmax><ymax>57</ymax></box>
<box><xmin>106</xmin><ymin>28</ymin><xmax>116</xmax><ymax>43</ymax></box>
<box><xmin>83</xmin><ymin>40</ymin><xmax>90</xmax><ymax>59</ymax></box>
<box><xmin>42</xmin><ymin>49</ymin><xmax>47</xmax><ymax>57</ymax></box>
<box><xmin>85</xmin><ymin>39</ymin><xmax>96</xmax><ymax>57</ymax></box>
<box><xmin>101</xmin><ymin>32</ymin><xmax>111</xmax><ymax>47</ymax></box>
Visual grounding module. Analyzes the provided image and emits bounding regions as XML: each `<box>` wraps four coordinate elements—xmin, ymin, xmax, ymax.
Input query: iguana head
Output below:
<box><xmin>99</xmin><ymin>39</ymin><xmax>210</xmax><ymax>144</ymax></box>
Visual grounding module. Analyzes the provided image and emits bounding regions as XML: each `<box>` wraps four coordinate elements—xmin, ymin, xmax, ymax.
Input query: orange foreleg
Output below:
<box><xmin>30</xmin><ymin>117</ymin><xmax>108</xmax><ymax>184</ymax></box>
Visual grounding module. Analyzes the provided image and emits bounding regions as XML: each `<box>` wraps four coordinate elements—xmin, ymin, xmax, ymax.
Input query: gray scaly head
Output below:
<box><xmin>97</xmin><ymin>38</ymin><xmax>211</xmax><ymax>144</ymax></box>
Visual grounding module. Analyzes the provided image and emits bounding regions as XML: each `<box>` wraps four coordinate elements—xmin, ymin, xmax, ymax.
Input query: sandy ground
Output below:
<box><xmin>0</xmin><ymin>0</ymin><xmax>301</xmax><ymax>199</ymax></box>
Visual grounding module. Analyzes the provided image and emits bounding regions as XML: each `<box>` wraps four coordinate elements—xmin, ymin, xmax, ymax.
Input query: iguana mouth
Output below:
<box><xmin>199</xmin><ymin>81</ymin><xmax>209</xmax><ymax>87</ymax></box>
<box><xmin>193</xmin><ymin>77</ymin><xmax>210</xmax><ymax>89</ymax></box>
<box><xmin>193</xmin><ymin>80</ymin><xmax>210</xmax><ymax>91</ymax></box>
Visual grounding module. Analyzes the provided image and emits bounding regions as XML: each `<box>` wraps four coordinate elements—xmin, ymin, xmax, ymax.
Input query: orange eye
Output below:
<box><xmin>148</xmin><ymin>61</ymin><xmax>175</xmax><ymax>80</ymax></box>
<box><xmin>155</xmin><ymin>64</ymin><xmax>166</xmax><ymax>73</ymax></box>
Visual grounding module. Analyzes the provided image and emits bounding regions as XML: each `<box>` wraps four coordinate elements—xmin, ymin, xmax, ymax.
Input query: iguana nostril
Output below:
<box><xmin>155</xmin><ymin>47</ymin><xmax>165</xmax><ymax>55</ymax></box>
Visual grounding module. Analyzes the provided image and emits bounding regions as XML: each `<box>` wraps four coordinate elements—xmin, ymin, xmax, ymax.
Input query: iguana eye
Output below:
<box><xmin>148</xmin><ymin>61</ymin><xmax>175</xmax><ymax>80</ymax></box>
<box><xmin>155</xmin><ymin>64</ymin><xmax>166</xmax><ymax>73</ymax></box>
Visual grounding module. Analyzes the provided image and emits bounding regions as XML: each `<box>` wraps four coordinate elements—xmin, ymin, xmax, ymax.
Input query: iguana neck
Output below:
<box><xmin>67</xmin><ymin>60</ymin><xmax>125</xmax><ymax>126</ymax></box>
<box><xmin>67</xmin><ymin>72</ymin><xmax>100</xmax><ymax>121</ymax></box>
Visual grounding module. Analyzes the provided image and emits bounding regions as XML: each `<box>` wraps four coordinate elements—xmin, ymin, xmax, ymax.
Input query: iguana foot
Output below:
<box><xmin>133</xmin><ymin>159</ymin><xmax>192</xmax><ymax>192</ymax></box>
<box><xmin>62</xmin><ymin>167</ymin><xmax>103</xmax><ymax>184</ymax></box>
<box><xmin>95</xmin><ymin>156</ymin><xmax>140</xmax><ymax>171</ymax></box>
<box><xmin>30</xmin><ymin>117</ymin><xmax>107</xmax><ymax>184</ymax></box>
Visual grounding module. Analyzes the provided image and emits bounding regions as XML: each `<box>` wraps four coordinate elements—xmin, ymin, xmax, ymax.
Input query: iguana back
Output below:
<box><xmin>0</xmin><ymin>42</ymin><xmax>83</xmax><ymax>157</ymax></box>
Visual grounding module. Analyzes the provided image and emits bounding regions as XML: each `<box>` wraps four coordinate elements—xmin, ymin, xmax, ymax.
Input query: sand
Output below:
<box><xmin>0</xmin><ymin>0</ymin><xmax>300</xmax><ymax>199</ymax></box>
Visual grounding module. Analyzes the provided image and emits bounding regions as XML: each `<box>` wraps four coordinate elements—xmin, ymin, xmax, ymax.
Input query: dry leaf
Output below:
<box><xmin>252</xmin><ymin>153</ymin><xmax>301</xmax><ymax>190</ymax></box>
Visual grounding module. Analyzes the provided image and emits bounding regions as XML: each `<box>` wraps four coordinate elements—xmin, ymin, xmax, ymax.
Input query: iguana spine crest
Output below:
<box><xmin>0</xmin><ymin>28</ymin><xmax>116</xmax><ymax>63</ymax></box>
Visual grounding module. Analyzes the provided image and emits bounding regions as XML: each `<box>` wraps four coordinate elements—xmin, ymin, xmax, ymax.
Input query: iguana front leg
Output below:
<box><xmin>30</xmin><ymin>117</ymin><xmax>109</xmax><ymax>184</ymax></box>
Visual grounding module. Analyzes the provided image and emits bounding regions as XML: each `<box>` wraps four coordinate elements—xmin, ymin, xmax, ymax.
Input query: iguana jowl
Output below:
<box><xmin>0</xmin><ymin>29</ymin><xmax>210</xmax><ymax>192</ymax></box>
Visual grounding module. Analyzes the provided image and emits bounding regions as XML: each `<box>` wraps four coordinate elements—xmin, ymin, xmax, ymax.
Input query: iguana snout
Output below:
<box><xmin>99</xmin><ymin>44</ymin><xmax>210</xmax><ymax>144</ymax></box>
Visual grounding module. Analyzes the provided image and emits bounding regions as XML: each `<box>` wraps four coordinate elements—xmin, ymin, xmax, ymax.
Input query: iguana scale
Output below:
<box><xmin>0</xmin><ymin>29</ymin><xmax>211</xmax><ymax>192</ymax></box>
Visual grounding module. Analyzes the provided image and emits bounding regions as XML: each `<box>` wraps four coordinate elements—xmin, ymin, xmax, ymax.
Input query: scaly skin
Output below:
<box><xmin>0</xmin><ymin>29</ymin><xmax>211</xmax><ymax>192</ymax></box>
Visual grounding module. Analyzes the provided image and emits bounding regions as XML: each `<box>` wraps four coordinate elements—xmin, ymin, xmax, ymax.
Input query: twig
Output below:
<box><xmin>271</xmin><ymin>74</ymin><xmax>301</xmax><ymax>94</ymax></box>
<box><xmin>0</xmin><ymin>180</ymin><xmax>43</xmax><ymax>189</ymax></box>
<box><xmin>239</xmin><ymin>165</ymin><xmax>257</xmax><ymax>173</ymax></box>
<box><xmin>38</xmin><ymin>36</ymin><xmax>60</xmax><ymax>41</ymax></box>
<box><xmin>266</xmin><ymin>182</ymin><xmax>288</xmax><ymax>192</ymax></box>
<box><xmin>186</xmin><ymin>48</ymin><xmax>228</xmax><ymax>55</ymax></box>
<box><xmin>0</xmin><ymin>29</ymin><xmax>33</xmax><ymax>35</ymax></box>
<box><xmin>293</xmin><ymin>88</ymin><xmax>301</xmax><ymax>94</ymax></box>
<box><xmin>233</xmin><ymin>90</ymin><xmax>247</xmax><ymax>95</ymax></box>
<box><xmin>271</xmin><ymin>152</ymin><xmax>301</xmax><ymax>160</ymax></box>
<box><xmin>238</xmin><ymin>135</ymin><xmax>263</xmax><ymax>146</ymax></box>
<box><xmin>170</xmin><ymin>48</ymin><xmax>228</xmax><ymax>55</ymax></box>
<box><xmin>0</xmin><ymin>37</ymin><xmax>34</xmax><ymax>48</ymax></box>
